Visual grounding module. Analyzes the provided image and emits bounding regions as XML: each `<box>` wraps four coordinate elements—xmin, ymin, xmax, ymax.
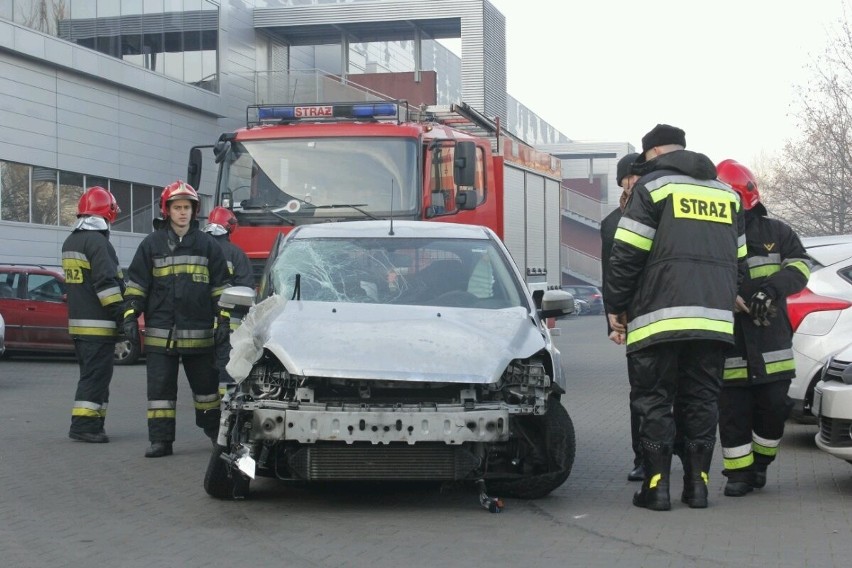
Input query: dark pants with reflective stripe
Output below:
<box><xmin>71</xmin><ymin>339</ymin><xmax>114</xmax><ymax>434</ymax></box>
<box><xmin>215</xmin><ymin>339</ymin><xmax>235</xmax><ymax>392</ymax></box>
<box><xmin>719</xmin><ymin>379</ymin><xmax>792</xmax><ymax>477</ymax></box>
<box><xmin>628</xmin><ymin>340</ymin><xmax>725</xmax><ymax>447</ymax></box>
<box><xmin>146</xmin><ymin>351</ymin><xmax>220</xmax><ymax>442</ymax></box>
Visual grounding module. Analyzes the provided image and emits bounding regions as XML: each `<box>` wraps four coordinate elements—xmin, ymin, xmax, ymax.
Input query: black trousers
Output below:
<box><xmin>627</xmin><ymin>340</ymin><xmax>725</xmax><ymax>447</ymax></box>
<box><xmin>214</xmin><ymin>339</ymin><xmax>235</xmax><ymax>393</ymax></box>
<box><xmin>146</xmin><ymin>351</ymin><xmax>220</xmax><ymax>442</ymax></box>
<box><xmin>71</xmin><ymin>340</ymin><xmax>115</xmax><ymax>434</ymax></box>
<box><xmin>719</xmin><ymin>379</ymin><xmax>792</xmax><ymax>477</ymax></box>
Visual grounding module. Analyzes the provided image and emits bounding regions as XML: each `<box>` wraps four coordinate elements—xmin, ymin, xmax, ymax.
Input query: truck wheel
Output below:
<box><xmin>113</xmin><ymin>338</ymin><xmax>140</xmax><ymax>365</ymax></box>
<box><xmin>489</xmin><ymin>398</ymin><xmax>575</xmax><ymax>499</ymax></box>
<box><xmin>204</xmin><ymin>445</ymin><xmax>250</xmax><ymax>499</ymax></box>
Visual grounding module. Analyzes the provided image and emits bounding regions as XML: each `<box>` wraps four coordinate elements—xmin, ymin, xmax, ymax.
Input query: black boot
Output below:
<box><xmin>681</xmin><ymin>441</ymin><xmax>714</xmax><ymax>508</ymax></box>
<box><xmin>633</xmin><ymin>441</ymin><xmax>672</xmax><ymax>511</ymax></box>
<box><xmin>145</xmin><ymin>441</ymin><xmax>173</xmax><ymax>458</ymax></box>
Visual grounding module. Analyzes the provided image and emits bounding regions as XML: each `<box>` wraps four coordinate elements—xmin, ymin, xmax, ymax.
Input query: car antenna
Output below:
<box><xmin>388</xmin><ymin>178</ymin><xmax>395</xmax><ymax>236</ymax></box>
<box><xmin>291</xmin><ymin>274</ymin><xmax>301</xmax><ymax>300</ymax></box>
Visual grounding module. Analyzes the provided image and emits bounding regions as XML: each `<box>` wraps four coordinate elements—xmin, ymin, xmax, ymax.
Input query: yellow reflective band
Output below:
<box><xmin>123</xmin><ymin>309</ymin><xmax>135</xmax><ymax>318</ymax></box>
<box><xmin>737</xmin><ymin>243</ymin><xmax>748</xmax><ymax>259</ymax></box>
<box><xmin>672</xmin><ymin>191</ymin><xmax>734</xmax><ymax>224</ymax></box>
<box><xmin>753</xmin><ymin>443</ymin><xmax>779</xmax><ymax>457</ymax></box>
<box><xmin>125</xmin><ymin>287</ymin><xmax>145</xmax><ymax>297</ymax></box>
<box><xmin>98</xmin><ymin>408</ymin><xmax>107</xmax><ymax>418</ymax></box>
<box><xmin>147</xmin><ymin>409</ymin><xmax>176</xmax><ymax>419</ymax></box>
<box><xmin>100</xmin><ymin>293</ymin><xmax>124</xmax><ymax>306</ymax></box>
<box><xmin>750</xmin><ymin>265</ymin><xmax>780</xmax><ymax>279</ymax></box>
<box><xmin>72</xmin><ymin>407</ymin><xmax>101</xmax><ymax>417</ymax></box>
<box><xmin>700</xmin><ymin>471</ymin><xmax>709</xmax><ymax>485</ymax></box>
<box><xmin>218</xmin><ymin>386</ymin><xmax>227</xmax><ymax>397</ymax></box>
<box><xmin>789</xmin><ymin>260</ymin><xmax>811</xmax><ymax>279</ymax></box>
<box><xmin>152</xmin><ymin>264</ymin><xmax>210</xmax><ymax>278</ymax></box>
<box><xmin>723</xmin><ymin>368</ymin><xmax>748</xmax><ymax>380</ymax></box>
<box><xmin>68</xmin><ymin>326</ymin><xmax>118</xmax><ymax>337</ymax></box>
<box><xmin>724</xmin><ymin>454</ymin><xmax>754</xmax><ymax>470</ymax></box>
<box><xmin>144</xmin><ymin>336</ymin><xmax>215</xmax><ymax>349</ymax></box>
<box><xmin>614</xmin><ymin>227</ymin><xmax>653</xmax><ymax>251</ymax></box>
<box><xmin>766</xmin><ymin>359</ymin><xmax>795</xmax><ymax>375</ymax></box>
<box><xmin>627</xmin><ymin>317</ymin><xmax>733</xmax><ymax>345</ymax></box>
<box><xmin>648</xmin><ymin>473</ymin><xmax>662</xmax><ymax>489</ymax></box>
<box><xmin>194</xmin><ymin>399</ymin><xmax>221</xmax><ymax>411</ymax></box>
<box><xmin>211</xmin><ymin>285</ymin><xmax>227</xmax><ymax>298</ymax></box>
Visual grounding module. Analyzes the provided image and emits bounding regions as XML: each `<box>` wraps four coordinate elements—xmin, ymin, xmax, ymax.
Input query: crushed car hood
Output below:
<box><xmin>228</xmin><ymin>297</ymin><xmax>547</xmax><ymax>385</ymax></box>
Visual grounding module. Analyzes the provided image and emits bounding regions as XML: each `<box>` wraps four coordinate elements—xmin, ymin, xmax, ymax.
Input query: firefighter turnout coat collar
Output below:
<box><xmin>605</xmin><ymin>150</ymin><xmax>748</xmax><ymax>353</ymax></box>
<box><xmin>61</xmin><ymin>226</ymin><xmax>125</xmax><ymax>341</ymax></box>
<box><xmin>723</xmin><ymin>211</ymin><xmax>810</xmax><ymax>386</ymax></box>
<box><xmin>125</xmin><ymin>223</ymin><xmax>230</xmax><ymax>354</ymax></box>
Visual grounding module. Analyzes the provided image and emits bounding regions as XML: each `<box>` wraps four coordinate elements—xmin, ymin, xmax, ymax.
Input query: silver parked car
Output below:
<box><xmin>205</xmin><ymin>221</ymin><xmax>576</xmax><ymax>505</ymax></box>
<box><xmin>813</xmin><ymin>343</ymin><xmax>852</xmax><ymax>464</ymax></box>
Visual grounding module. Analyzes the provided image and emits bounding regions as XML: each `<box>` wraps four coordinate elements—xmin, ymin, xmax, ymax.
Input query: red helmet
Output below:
<box><xmin>160</xmin><ymin>180</ymin><xmax>199</xmax><ymax>218</ymax></box>
<box><xmin>717</xmin><ymin>159</ymin><xmax>760</xmax><ymax>210</ymax></box>
<box><xmin>204</xmin><ymin>206</ymin><xmax>237</xmax><ymax>234</ymax></box>
<box><xmin>77</xmin><ymin>186</ymin><xmax>120</xmax><ymax>223</ymax></box>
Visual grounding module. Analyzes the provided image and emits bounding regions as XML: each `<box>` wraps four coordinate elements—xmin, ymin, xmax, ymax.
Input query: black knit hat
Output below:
<box><xmin>641</xmin><ymin>124</ymin><xmax>686</xmax><ymax>153</ymax></box>
<box><xmin>616</xmin><ymin>152</ymin><xmax>640</xmax><ymax>186</ymax></box>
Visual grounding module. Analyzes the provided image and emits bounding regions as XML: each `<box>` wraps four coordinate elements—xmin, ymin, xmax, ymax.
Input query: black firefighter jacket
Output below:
<box><xmin>125</xmin><ymin>220</ymin><xmax>230</xmax><ymax>354</ymax></box>
<box><xmin>605</xmin><ymin>150</ymin><xmax>748</xmax><ymax>354</ymax></box>
<box><xmin>723</xmin><ymin>208</ymin><xmax>810</xmax><ymax>386</ymax></box>
<box><xmin>61</xmin><ymin>228</ymin><xmax>125</xmax><ymax>342</ymax></box>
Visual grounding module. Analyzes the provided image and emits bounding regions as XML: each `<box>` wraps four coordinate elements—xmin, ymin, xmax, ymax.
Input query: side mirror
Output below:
<box><xmin>219</xmin><ymin>286</ymin><xmax>256</xmax><ymax>309</ymax></box>
<box><xmin>455</xmin><ymin>189</ymin><xmax>477</xmax><ymax>211</ymax></box>
<box><xmin>453</xmin><ymin>141</ymin><xmax>476</xmax><ymax>187</ymax></box>
<box><xmin>187</xmin><ymin>147</ymin><xmax>203</xmax><ymax>189</ymax></box>
<box><xmin>539</xmin><ymin>289</ymin><xmax>575</xmax><ymax>319</ymax></box>
<box><xmin>213</xmin><ymin>140</ymin><xmax>231</xmax><ymax>164</ymax></box>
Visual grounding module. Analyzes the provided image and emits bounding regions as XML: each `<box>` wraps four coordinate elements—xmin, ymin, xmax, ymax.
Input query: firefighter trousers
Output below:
<box><xmin>70</xmin><ymin>340</ymin><xmax>114</xmax><ymax>434</ymax></box>
<box><xmin>146</xmin><ymin>351</ymin><xmax>221</xmax><ymax>443</ymax></box>
<box><xmin>719</xmin><ymin>379</ymin><xmax>792</xmax><ymax>480</ymax></box>
<box><xmin>627</xmin><ymin>340</ymin><xmax>725</xmax><ymax>447</ymax></box>
<box><xmin>214</xmin><ymin>338</ymin><xmax>235</xmax><ymax>395</ymax></box>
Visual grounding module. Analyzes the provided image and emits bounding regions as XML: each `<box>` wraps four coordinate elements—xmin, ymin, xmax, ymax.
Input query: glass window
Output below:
<box><xmin>27</xmin><ymin>273</ymin><xmax>65</xmax><ymax>302</ymax></box>
<box><xmin>0</xmin><ymin>1</ymin><xmax>13</xmax><ymax>20</ymax></box>
<box><xmin>132</xmin><ymin>184</ymin><xmax>156</xmax><ymax>234</ymax></box>
<box><xmin>428</xmin><ymin>143</ymin><xmax>486</xmax><ymax>215</ymax></box>
<box><xmin>111</xmin><ymin>180</ymin><xmax>132</xmax><ymax>232</ymax></box>
<box><xmin>85</xmin><ymin>175</ymin><xmax>109</xmax><ymax>189</ymax></box>
<box><xmin>31</xmin><ymin>167</ymin><xmax>58</xmax><ymax>225</ymax></box>
<box><xmin>59</xmin><ymin>171</ymin><xmax>84</xmax><ymax>226</ymax></box>
<box><xmin>0</xmin><ymin>161</ymin><xmax>30</xmax><ymax>222</ymax></box>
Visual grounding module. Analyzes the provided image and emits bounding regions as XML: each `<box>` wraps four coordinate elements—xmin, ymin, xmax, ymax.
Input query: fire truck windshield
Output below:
<box><xmin>219</xmin><ymin>137</ymin><xmax>419</xmax><ymax>222</ymax></box>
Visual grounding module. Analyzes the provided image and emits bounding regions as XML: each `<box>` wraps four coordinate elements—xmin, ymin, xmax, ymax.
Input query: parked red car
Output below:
<box><xmin>0</xmin><ymin>264</ymin><xmax>143</xmax><ymax>364</ymax></box>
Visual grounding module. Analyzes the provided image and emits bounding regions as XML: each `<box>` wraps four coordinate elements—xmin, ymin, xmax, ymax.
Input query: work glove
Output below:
<box><xmin>748</xmin><ymin>289</ymin><xmax>778</xmax><ymax>326</ymax></box>
<box><xmin>214</xmin><ymin>310</ymin><xmax>231</xmax><ymax>346</ymax></box>
<box><xmin>121</xmin><ymin>309</ymin><xmax>140</xmax><ymax>344</ymax></box>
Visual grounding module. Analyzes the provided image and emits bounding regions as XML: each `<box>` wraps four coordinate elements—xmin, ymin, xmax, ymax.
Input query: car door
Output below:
<box><xmin>0</xmin><ymin>270</ymin><xmax>26</xmax><ymax>349</ymax></box>
<box><xmin>20</xmin><ymin>271</ymin><xmax>73</xmax><ymax>351</ymax></box>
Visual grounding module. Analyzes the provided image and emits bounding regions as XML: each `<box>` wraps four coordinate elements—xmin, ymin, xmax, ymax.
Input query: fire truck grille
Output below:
<box><xmin>287</xmin><ymin>443</ymin><xmax>480</xmax><ymax>481</ymax></box>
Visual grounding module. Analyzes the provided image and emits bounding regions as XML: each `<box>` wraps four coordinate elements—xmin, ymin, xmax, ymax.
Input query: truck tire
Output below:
<box><xmin>489</xmin><ymin>398</ymin><xmax>575</xmax><ymax>499</ymax></box>
<box><xmin>204</xmin><ymin>446</ymin><xmax>250</xmax><ymax>499</ymax></box>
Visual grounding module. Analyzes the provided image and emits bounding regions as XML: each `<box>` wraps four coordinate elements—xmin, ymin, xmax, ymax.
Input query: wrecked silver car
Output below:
<box><xmin>205</xmin><ymin>221</ymin><xmax>575</xmax><ymax>507</ymax></box>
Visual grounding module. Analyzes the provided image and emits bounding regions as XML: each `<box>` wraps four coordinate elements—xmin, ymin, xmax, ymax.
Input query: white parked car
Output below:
<box><xmin>788</xmin><ymin>235</ymin><xmax>852</xmax><ymax>422</ymax></box>
<box><xmin>205</xmin><ymin>221</ymin><xmax>576</xmax><ymax>506</ymax></box>
<box><xmin>813</xmin><ymin>344</ymin><xmax>852</xmax><ymax>463</ymax></box>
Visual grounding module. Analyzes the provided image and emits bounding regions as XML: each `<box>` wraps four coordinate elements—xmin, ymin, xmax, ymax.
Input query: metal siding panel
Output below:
<box><xmin>503</xmin><ymin>164</ymin><xmax>526</xmax><ymax>278</ymax></box>
<box><xmin>545</xmin><ymin>178</ymin><xmax>561</xmax><ymax>288</ymax></box>
<box><xmin>526</xmin><ymin>171</ymin><xmax>546</xmax><ymax>271</ymax></box>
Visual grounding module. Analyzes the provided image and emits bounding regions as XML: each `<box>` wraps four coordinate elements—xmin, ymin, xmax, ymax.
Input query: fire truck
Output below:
<box><xmin>187</xmin><ymin>100</ymin><xmax>563</xmax><ymax>293</ymax></box>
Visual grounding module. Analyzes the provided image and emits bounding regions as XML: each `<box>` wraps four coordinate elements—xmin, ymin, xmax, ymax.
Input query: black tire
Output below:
<box><xmin>204</xmin><ymin>446</ymin><xmax>251</xmax><ymax>499</ymax></box>
<box><xmin>489</xmin><ymin>398</ymin><xmax>576</xmax><ymax>499</ymax></box>
<box><xmin>113</xmin><ymin>338</ymin><xmax>140</xmax><ymax>365</ymax></box>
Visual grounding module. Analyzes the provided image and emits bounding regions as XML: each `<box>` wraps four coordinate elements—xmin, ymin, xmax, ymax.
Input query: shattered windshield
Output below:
<box><xmin>221</xmin><ymin>137</ymin><xmax>418</xmax><ymax>218</ymax></box>
<box><xmin>268</xmin><ymin>236</ymin><xmax>525</xmax><ymax>309</ymax></box>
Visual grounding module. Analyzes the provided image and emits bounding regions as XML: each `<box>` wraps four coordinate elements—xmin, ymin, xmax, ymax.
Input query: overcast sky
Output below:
<box><xmin>476</xmin><ymin>0</ymin><xmax>848</xmax><ymax>169</ymax></box>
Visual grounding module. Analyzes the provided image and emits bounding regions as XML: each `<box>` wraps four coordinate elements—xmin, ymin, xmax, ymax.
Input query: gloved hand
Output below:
<box><xmin>122</xmin><ymin>310</ymin><xmax>140</xmax><ymax>344</ymax></box>
<box><xmin>748</xmin><ymin>289</ymin><xmax>778</xmax><ymax>326</ymax></box>
<box><xmin>214</xmin><ymin>310</ymin><xmax>231</xmax><ymax>345</ymax></box>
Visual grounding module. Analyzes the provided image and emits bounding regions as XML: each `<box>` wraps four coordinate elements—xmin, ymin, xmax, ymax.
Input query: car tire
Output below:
<box><xmin>204</xmin><ymin>445</ymin><xmax>251</xmax><ymax>499</ymax></box>
<box><xmin>488</xmin><ymin>397</ymin><xmax>576</xmax><ymax>499</ymax></box>
<box><xmin>113</xmin><ymin>338</ymin><xmax>140</xmax><ymax>366</ymax></box>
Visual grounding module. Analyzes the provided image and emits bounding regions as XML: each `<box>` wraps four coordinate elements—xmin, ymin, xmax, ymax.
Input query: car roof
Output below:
<box><xmin>288</xmin><ymin>220</ymin><xmax>496</xmax><ymax>240</ymax></box>
<box><xmin>0</xmin><ymin>264</ymin><xmax>63</xmax><ymax>274</ymax></box>
<box><xmin>803</xmin><ymin>238</ymin><xmax>852</xmax><ymax>267</ymax></box>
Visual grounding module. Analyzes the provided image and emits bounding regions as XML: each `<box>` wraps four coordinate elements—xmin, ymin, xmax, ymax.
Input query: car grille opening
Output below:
<box><xmin>818</xmin><ymin>417</ymin><xmax>852</xmax><ymax>447</ymax></box>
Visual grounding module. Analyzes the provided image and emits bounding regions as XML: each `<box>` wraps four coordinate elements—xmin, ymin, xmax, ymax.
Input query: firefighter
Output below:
<box><xmin>124</xmin><ymin>181</ymin><xmax>231</xmax><ymax>458</ymax></box>
<box><xmin>203</xmin><ymin>206</ymin><xmax>254</xmax><ymax>396</ymax></box>
<box><xmin>62</xmin><ymin>187</ymin><xmax>125</xmax><ymax>443</ymax></box>
<box><xmin>606</xmin><ymin>124</ymin><xmax>747</xmax><ymax>511</ymax></box>
<box><xmin>715</xmin><ymin>159</ymin><xmax>810</xmax><ymax>497</ymax></box>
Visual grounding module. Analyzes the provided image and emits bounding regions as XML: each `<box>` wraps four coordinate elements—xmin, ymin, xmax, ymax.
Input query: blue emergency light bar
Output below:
<box><xmin>255</xmin><ymin>102</ymin><xmax>399</xmax><ymax>123</ymax></box>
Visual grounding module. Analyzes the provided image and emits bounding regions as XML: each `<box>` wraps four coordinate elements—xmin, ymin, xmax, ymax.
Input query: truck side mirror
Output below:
<box><xmin>455</xmin><ymin>190</ymin><xmax>477</xmax><ymax>211</ymax></box>
<box><xmin>453</xmin><ymin>141</ymin><xmax>476</xmax><ymax>187</ymax></box>
<box><xmin>187</xmin><ymin>147</ymin><xmax>203</xmax><ymax>190</ymax></box>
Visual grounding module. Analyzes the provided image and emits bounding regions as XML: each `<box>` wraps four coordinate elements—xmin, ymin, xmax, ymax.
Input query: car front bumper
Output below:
<box><xmin>813</xmin><ymin>381</ymin><xmax>852</xmax><ymax>462</ymax></box>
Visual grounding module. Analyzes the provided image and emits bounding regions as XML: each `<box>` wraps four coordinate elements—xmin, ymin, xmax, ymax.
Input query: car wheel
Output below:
<box><xmin>204</xmin><ymin>445</ymin><xmax>251</xmax><ymax>499</ymax></box>
<box><xmin>488</xmin><ymin>397</ymin><xmax>576</xmax><ymax>499</ymax></box>
<box><xmin>114</xmin><ymin>338</ymin><xmax>140</xmax><ymax>366</ymax></box>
